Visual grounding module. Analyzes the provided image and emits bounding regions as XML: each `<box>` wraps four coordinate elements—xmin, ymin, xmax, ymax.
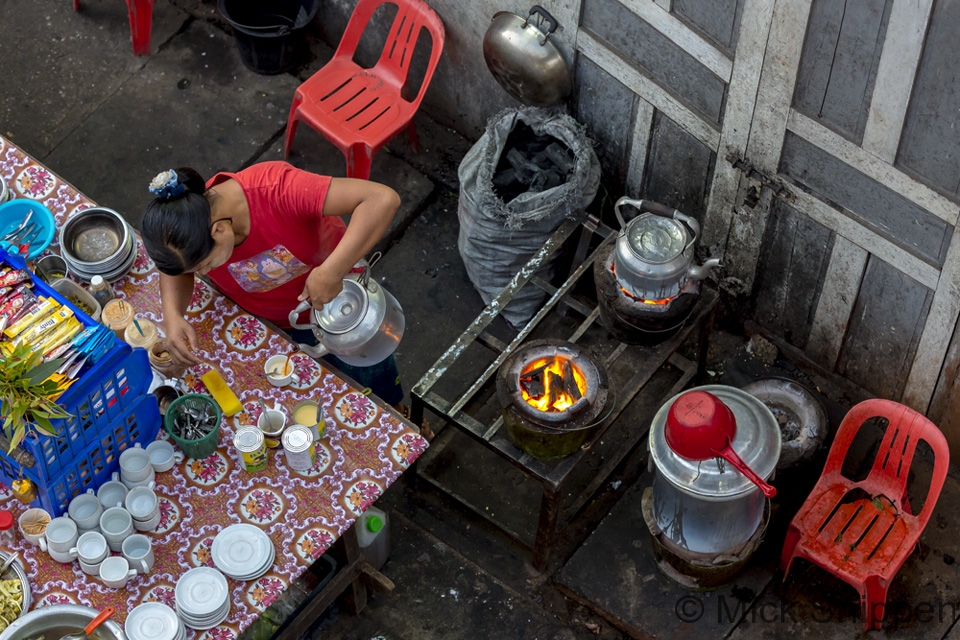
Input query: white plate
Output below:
<box><xmin>177</xmin><ymin>600</ymin><xmax>230</xmax><ymax>630</ymax></box>
<box><xmin>212</xmin><ymin>524</ymin><xmax>272</xmax><ymax>576</ymax></box>
<box><xmin>226</xmin><ymin>544</ymin><xmax>276</xmax><ymax>581</ymax></box>
<box><xmin>125</xmin><ymin>602</ymin><xmax>180</xmax><ymax>640</ymax></box>
<box><xmin>174</xmin><ymin>567</ymin><xmax>229</xmax><ymax>616</ymax></box>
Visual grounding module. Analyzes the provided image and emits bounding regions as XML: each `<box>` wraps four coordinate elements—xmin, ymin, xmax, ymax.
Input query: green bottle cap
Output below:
<box><xmin>366</xmin><ymin>514</ymin><xmax>384</xmax><ymax>533</ymax></box>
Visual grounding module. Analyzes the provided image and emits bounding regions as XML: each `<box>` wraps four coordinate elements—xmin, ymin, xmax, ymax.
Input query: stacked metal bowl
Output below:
<box><xmin>58</xmin><ymin>207</ymin><xmax>136</xmax><ymax>282</ymax></box>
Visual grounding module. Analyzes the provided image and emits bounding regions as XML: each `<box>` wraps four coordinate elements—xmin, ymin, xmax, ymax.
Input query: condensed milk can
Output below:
<box><xmin>282</xmin><ymin>424</ymin><xmax>316</xmax><ymax>471</ymax></box>
<box><xmin>234</xmin><ymin>426</ymin><xmax>268</xmax><ymax>472</ymax></box>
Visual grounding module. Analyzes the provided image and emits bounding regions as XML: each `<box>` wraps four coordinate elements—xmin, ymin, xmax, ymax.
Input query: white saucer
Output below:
<box><xmin>212</xmin><ymin>524</ymin><xmax>274</xmax><ymax>579</ymax></box>
<box><xmin>175</xmin><ymin>567</ymin><xmax>229</xmax><ymax>617</ymax></box>
<box><xmin>229</xmin><ymin>544</ymin><xmax>275</xmax><ymax>581</ymax></box>
<box><xmin>125</xmin><ymin>602</ymin><xmax>181</xmax><ymax>640</ymax></box>
<box><xmin>177</xmin><ymin>599</ymin><xmax>230</xmax><ymax>630</ymax></box>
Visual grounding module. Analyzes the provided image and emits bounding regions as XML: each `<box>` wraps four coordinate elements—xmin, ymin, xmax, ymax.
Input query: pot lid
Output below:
<box><xmin>625</xmin><ymin>215</ymin><xmax>688</xmax><ymax>265</ymax></box>
<box><xmin>649</xmin><ymin>385</ymin><xmax>781</xmax><ymax>498</ymax></box>
<box><xmin>313</xmin><ymin>280</ymin><xmax>369</xmax><ymax>335</ymax></box>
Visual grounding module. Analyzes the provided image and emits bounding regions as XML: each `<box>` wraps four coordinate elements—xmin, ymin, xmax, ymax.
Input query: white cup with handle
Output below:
<box><xmin>119</xmin><ymin>444</ymin><xmax>154</xmax><ymax>483</ymax></box>
<box><xmin>18</xmin><ymin>508</ymin><xmax>51</xmax><ymax>548</ymax></box>
<box><xmin>125</xmin><ymin>487</ymin><xmax>159</xmax><ymax>522</ymax></box>
<box><xmin>99</xmin><ymin>556</ymin><xmax>137</xmax><ymax>589</ymax></box>
<box><xmin>122</xmin><ymin>534</ymin><xmax>155</xmax><ymax>574</ymax></box>
<box><xmin>99</xmin><ymin>507</ymin><xmax>133</xmax><ymax>552</ymax></box>
<box><xmin>68</xmin><ymin>489</ymin><xmax>103</xmax><ymax>532</ymax></box>
<box><xmin>45</xmin><ymin>516</ymin><xmax>78</xmax><ymax>555</ymax></box>
<box><xmin>97</xmin><ymin>479</ymin><xmax>128</xmax><ymax>510</ymax></box>
<box><xmin>146</xmin><ymin>440</ymin><xmax>184</xmax><ymax>473</ymax></box>
<box><xmin>74</xmin><ymin>531</ymin><xmax>109</xmax><ymax>576</ymax></box>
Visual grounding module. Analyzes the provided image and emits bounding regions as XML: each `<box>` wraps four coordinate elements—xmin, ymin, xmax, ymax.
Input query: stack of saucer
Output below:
<box><xmin>125</xmin><ymin>602</ymin><xmax>185</xmax><ymax>640</ymax></box>
<box><xmin>211</xmin><ymin>523</ymin><xmax>275</xmax><ymax>581</ymax></box>
<box><xmin>174</xmin><ymin>567</ymin><xmax>230</xmax><ymax>630</ymax></box>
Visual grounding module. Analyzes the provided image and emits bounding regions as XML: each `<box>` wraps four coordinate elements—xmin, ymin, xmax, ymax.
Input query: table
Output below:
<box><xmin>0</xmin><ymin>136</ymin><xmax>429</xmax><ymax>638</ymax></box>
<box><xmin>410</xmin><ymin>214</ymin><xmax>717</xmax><ymax>570</ymax></box>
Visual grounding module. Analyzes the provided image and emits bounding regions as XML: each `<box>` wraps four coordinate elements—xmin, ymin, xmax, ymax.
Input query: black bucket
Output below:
<box><xmin>218</xmin><ymin>0</ymin><xmax>318</xmax><ymax>75</ymax></box>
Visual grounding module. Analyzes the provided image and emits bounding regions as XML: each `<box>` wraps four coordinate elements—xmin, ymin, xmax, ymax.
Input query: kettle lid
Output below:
<box><xmin>313</xmin><ymin>280</ymin><xmax>369</xmax><ymax>335</ymax></box>
<box><xmin>625</xmin><ymin>215</ymin><xmax>688</xmax><ymax>265</ymax></box>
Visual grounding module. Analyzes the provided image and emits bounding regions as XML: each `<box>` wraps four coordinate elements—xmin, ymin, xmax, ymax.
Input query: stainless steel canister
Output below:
<box><xmin>234</xmin><ymin>426</ymin><xmax>268</xmax><ymax>472</ymax></box>
<box><xmin>282</xmin><ymin>425</ymin><xmax>316</xmax><ymax>471</ymax></box>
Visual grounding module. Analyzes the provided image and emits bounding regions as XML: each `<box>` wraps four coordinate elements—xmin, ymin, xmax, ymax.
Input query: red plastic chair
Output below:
<box><xmin>74</xmin><ymin>0</ymin><xmax>155</xmax><ymax>56</ymax></box>
<box><xmin>283</xmin><ymin>0</ymin><xmax>445</xmax><ymax>179</ymax></box>
<box><xmin>780</xmin><ymin>399</ymin><xmax>949</xmax><ymax>630</ymax></box>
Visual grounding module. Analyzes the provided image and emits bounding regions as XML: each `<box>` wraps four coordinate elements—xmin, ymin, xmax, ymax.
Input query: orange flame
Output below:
<box><xmin>519</xmin><ymin>356</ymin><xmax>587</xmax><ymax>412</ymax></box>
<box><xmin>610</xmin><ymin>261</ymin><xmax>676</xmax><ymax>305</ymax></box>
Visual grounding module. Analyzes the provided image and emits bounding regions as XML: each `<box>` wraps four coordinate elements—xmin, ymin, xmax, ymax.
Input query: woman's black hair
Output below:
<box><xmin>140</xmin><ymin>167</ymin><xmax>214</xmax><ymax>276</ymax></box>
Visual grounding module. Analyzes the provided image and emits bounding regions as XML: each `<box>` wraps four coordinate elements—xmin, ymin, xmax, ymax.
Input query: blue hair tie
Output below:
<box><xmin>148</xmin><ymin>169</ymin><xmax>186</xmax><ymax>201</ymax></box>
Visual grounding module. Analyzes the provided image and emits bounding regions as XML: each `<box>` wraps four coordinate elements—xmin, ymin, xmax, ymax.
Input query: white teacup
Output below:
<box><xmin>49</xmin><ymin>547</ymin><xmax>78</xmax><ymax>564</ymax></box>
<box><xmin>73</xmin><ymin>531</ymin><xmax>109</xmax><ymax>573</ymax></box>
<box><xmin>97</xmin><ymin>480</ymin><xmax>128</xmax><ymax>510</ymax></box>
<box><xmin>99</xmin><ymin>507</ymin><xmax>133</xmax><ymax>552</ymax></box>
<box><xmin>99</xmin><ymin>556</ymin><xmax>137</xmax><ymax>589</ymax></box>
<box><xmin>146</xmin><ymin>440</ymin><xmax>183</xmax><ymax>473</ymax></box>
<box><xmin>45</xmin><ymin>516</ymin><xmax>78</xmax><ymax>554</ymax></box>
<box><xmin>122</xmin><ymin>474</ymin><xmax>156</xmax><ymax>490</ymax></box>
<box><xmin>264</xmin><ymin>355</ymin><xmax>294</xmax><ymax>387</ymax></box>
<box><xmin>18</xmin><ymin>508</ymin><xmax>52</xmax><ymax>548</ymax></box>
<box><xmin>122</xmin><ymin>534</ymin><xmax>155</xmax><ymax>574</ymax></box>
<box><xmin>132</xmin><ymin>511</ymin><xmax>161</xmax><ymax>533</ymax></box>
<box><xmin>257</xmin><ymin>409</ymin><xmax>287</xmax><ymax>434</ymax></box>
<box><xmin>125</xmin><ymin>487</ymin><xmax>159</xmax><ymax>521</ymax></box>
<box><xmin>119</xmin><ymin>445</ymin><xmax>153</xmax><ymax>483</ymax></box>
<box><xmin>68</xmin><ymin>489</ymin><xmax>103</xmax><ymax>532</ymax></box>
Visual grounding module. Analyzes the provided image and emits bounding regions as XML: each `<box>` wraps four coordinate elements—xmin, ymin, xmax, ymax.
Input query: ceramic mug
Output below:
<box><xmin>45</xmin><ymin>516</ymin><xmax>78</xmax><ymax>554</ymax></box>
<box><xmin>264</xmin><ymin>355</ymin><xmax>294</xmax><ymax>387</ymax></box>
<box><xmin>99</xmin><ymin>507</ymin><xmax>133</xmax><ymax>552</ymax></box>
<box><xmin>73</xmin><ymin>531</ymin><xmax>109</xmax><ymax>575</ymax></box>
<box><xmin>132</xmin><ymin>510</ymin><xmax>161</xmax><ymax>533</ymax></box>
<box><xmin>97</xmin><ymin>480</ymin><xmax>128</xmax><ymax>510</ymax></box>
<box><xmin>18</xmin><ymin>507</ymin><xmax>52</xmax><ymax>548</ymax></box>
<box><xmin>121</xmin><ymin>534</ymin><xmax>155</xmax><ymax>574</ymax></box>
<box><xmin>125</xmin><ymin>487</ymin><xmax>159</xmax><ymax>522</ymax></box>
<box><xmin>122</xmin><ymin>474</ymin><xmax>156</xmax><ymax>490</ymax></box>
<box><xmin>99</xmin><ymin>556</ymin><xmax>137</xmax><ymax>589</ymax></box>
<box><xmin>68</xmin><ymin>489</ymin><xmax>103</xmax><ymax>532</ymax></box>
<box><xmin>49</xmin><ymin>547</ymin><xmax>79</xmax><ymax>564</ymax></box>
<box><xmin>146</xmin><ymin>440</ymin><xmax>183</xmax><ymax>473</ymax></box>
<box><xmin>257</xmin><ymin>409</ymin><xmax>287</xmax><ymax>434</ymax></box>
<box><xmin>119</xmin><ymin>445</ymin><xmax>153</xmax><ymax>483</ymax></box>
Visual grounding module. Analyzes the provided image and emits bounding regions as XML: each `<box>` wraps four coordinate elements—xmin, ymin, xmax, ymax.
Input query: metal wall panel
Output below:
<box><xmin>672</xmin><ymin>0</ymin><xmax>744</xmax><ymax>55</ymax></box>
<box><xmin>837</xmin><ymin>256</ymin><xmax>933</xmax><ymax>399</ymax></box>
<box><xmin>581</xmin><ymin>0</ymin><xmax>727</xmax><ymax>124</ymax></box>
<box><xmin>792</xmin><ymin>0</ymin><xmax>891</xmax><ymax>143</ymax></box>
<box><xmin>897</xmin><ymin>0</ymin><xmax>960</xmax><ymax>202</ymax></box>
<box><xmin>753</xmin><ymin>198</ymin><xmax>834</xmax><ymax>348</ymax></box>
<box><xmin>780</xmin><ymin>131</ymin><xmax>951</xmax><ymax>267</ymax></box>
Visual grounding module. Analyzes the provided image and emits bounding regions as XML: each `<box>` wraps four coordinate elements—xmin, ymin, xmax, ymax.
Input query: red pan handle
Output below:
<box><xmin>714</xmin><ymin>441</ymin><xmax>777</xmax><ymax>498</ymax></box>
<box><xmin>85</xmin><ymin>606</ymin><xmax>115</xmax><ymax>634</ymax></box>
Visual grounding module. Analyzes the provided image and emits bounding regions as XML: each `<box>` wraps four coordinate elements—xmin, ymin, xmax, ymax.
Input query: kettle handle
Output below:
<box><xmin>288</xmin><ymin>300</ymin><xmax>318</xmax><ymax>332</ymax></box>
<box><xmin>613</xmin><ymin>197</ymin><xmax>700</xmax><ymax>253</ymax></box>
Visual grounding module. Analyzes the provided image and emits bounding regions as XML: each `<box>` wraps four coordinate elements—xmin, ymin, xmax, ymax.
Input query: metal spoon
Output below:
<box><xmin>0</xmin><ymin>551</ymin><xmax>18</xmax><ymax>577</ymax></box>
<box><xmin>58</xmin><ymin>606</ymin><xmax>115</xmax><ymax>640</ymax></box>
<box><xmin>257</xmin><ymin>399</ymin><xmax>273</xmax><ymax>429</ymax></box>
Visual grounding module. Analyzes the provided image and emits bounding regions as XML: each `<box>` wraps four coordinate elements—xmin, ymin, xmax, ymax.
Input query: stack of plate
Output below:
<box><xmin>58</xmin><ymin>206</ymin><xmax>137</xmax><ymax>282</ymax></box>
<box><xmin>211</xmin><ymin>523</ymin><xmax>275</xmax><ymax>580</ymax></box>
<box><xmin>125</xmin><ymin>602</ymin><xmax>185</xmax><ymax>640</ymax></box>
<box><xmin>174</xmin><ymin>567</ymin><xmax>230</xmax><ymax>630</ymax></box>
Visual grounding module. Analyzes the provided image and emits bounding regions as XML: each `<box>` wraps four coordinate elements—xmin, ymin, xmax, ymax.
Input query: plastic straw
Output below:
<box><xmin>133</xmin><ymin>317</ymin><xmax>144</xmax><ymax>336</ymax></box>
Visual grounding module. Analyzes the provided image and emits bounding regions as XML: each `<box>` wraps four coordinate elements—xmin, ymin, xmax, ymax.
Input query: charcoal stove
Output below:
<box><xmin>496</xmin><ymin>339</ymin><xmax>610</xmax><ymax>459</ymax></box>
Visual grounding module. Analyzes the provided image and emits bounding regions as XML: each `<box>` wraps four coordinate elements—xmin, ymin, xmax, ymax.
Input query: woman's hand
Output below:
<box><xmin>299</xmin><ymin>264</ymin><xmax>344</xmax><ymax>309</ymax></box>
<box><xmin>162</xmin><ymin>315</ymin><xmax>202</xmax><ymax>368</ymax></box>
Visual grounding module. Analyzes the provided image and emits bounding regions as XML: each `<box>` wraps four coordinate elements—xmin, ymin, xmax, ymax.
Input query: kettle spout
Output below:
<box><xmin>296</xmin><ymin>342</ymin><xmax>330</xmax><ymax>359</ymax></box>
<box><xmin>686</xmin><ymin>258</ymin><xmax>721</xmax><ymax>281</ymax></box>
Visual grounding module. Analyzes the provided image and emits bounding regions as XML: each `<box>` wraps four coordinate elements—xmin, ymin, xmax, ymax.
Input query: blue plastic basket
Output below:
<box><xmin>0</xmin><ymin>394</ymin><xmax>161</xmax><ymax>517</ymax></box>
<box><xmin>0</xmin><ymin>199</ymin><xmax>56</xmax><ymax>259</ymax></box>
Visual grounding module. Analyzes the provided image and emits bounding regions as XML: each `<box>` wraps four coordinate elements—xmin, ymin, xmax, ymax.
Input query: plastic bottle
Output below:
<box><xmin>355</xmin><ymin>506</ymin><xmax>390</xmax><ymax>570</ymax></box>
<box><xmin>87</xmin><ymin>275</ymin><xmax>116</xmax><ymax>307</ymax></box>
<box><xmin>0</xmin><ymin>510</ymin><xmax>15</xmax><ymax>547</ymax></box>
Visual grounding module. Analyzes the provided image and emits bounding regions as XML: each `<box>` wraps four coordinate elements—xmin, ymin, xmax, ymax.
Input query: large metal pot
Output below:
<box><xmin>482</xmin><ymin>6</ymin><xmax>572</xmax><ymax>107</ymax></box>
<box><xmin>288</xmin><ymin>264</ymin><xmax>404</xmax><ymax>367</ymax></box>
<box><xmin>649</xmin><ymin>385</ymin><xmax>780</xmax><ymax>554</ymax></box>
<box><xmin>0</xmin><ymin>604</ymin><xmax>127</xmax><ymax>640</ymax></box>
<box><xmin>613</xmin><ymin>197</ymin><xmax>720</xmax><ymax>300</ymax></box>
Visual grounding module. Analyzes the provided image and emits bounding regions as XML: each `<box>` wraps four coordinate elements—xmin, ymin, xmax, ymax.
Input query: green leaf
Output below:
<box><xmin>25</xmin><ymin>359</ymin><xmax>65</xmax><ymax>385</ymax></box>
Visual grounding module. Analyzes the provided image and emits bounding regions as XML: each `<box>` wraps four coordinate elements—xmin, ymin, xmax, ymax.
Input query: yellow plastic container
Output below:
<box><xmin>200</xmin><ymin>368</ymin><xmax>242</xmax><ymax>417</ymax></box>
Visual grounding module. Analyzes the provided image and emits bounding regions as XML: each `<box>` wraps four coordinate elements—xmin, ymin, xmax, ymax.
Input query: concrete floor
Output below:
<box><xmin>3</xmin><ymin>2</ymin><xmax>959</xmax><ymax>639</ymax></box>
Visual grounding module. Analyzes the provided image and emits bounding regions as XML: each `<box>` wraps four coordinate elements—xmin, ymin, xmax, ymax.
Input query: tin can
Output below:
<box><xmin>282</xmin><ymin>424</ymin><xmax>316</xmax><ymax>471</ymax></box>
<box><xmin>292</xmin><ymin>400</ymin><xmax>326</xmax><ymax>440</ymax></box>
<box><xmin>234</xmin><ymin>426</ymin><xmax>268</xmax><ymax>472</ymax></box>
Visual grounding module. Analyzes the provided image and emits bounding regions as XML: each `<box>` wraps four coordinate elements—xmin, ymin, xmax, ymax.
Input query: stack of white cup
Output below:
<box><xmin>125</xmin><ymin>486</ymin><xmax>161</xmax><ymax>532</ymax></box>
<box><xmin>119</xmin><ymin>445</ymin><xmax>156</xmax><ymax>489</ymax></box>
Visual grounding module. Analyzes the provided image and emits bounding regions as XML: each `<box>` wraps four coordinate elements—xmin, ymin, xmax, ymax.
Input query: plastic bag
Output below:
<box><xmin>458</xmin><ymin>107</ymin><xmax>600</xmax><ymax>328</ymax></box>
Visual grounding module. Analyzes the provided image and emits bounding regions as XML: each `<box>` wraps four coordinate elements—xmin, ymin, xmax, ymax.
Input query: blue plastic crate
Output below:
<box><xmin>0</xmin><ymin>394</ymin><xmax>161</xmax><ymax>517</ymax></box>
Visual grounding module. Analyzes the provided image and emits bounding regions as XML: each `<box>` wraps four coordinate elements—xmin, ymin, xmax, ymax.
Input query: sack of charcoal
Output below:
<box><xmin>458</xmin><ymin>107</ymin><xmax>600</xmax><ymax>328</ymax></box>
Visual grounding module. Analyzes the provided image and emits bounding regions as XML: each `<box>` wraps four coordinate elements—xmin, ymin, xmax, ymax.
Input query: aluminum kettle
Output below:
<box><xmin>612</xmin><ymin>197</ymin><xmax>720</xmax><ymax>300</ymax></box>
<box><xmin>288</xmin><ymin>259</ymin><xmax>405</xmax><ymax>367</ymax></box>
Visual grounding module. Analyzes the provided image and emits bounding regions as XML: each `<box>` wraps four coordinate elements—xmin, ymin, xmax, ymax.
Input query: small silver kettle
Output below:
<box><xmin>288</xmin><ymin>258</ymin><xmax>405</xmax><ymax>367</ymax></box>
<box><xmin>612</xmin><ymin>197</ymin><xmax>721</xmax><ymax>300</ymax></box>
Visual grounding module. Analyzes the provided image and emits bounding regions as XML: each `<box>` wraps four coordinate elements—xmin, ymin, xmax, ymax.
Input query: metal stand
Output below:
<box><xmin>410</xmin><ymin>214</ymin><xmax>718</xmax><ymax>570</ymax></box>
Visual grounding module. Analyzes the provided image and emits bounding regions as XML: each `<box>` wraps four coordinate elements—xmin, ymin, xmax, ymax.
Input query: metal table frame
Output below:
<box><xmin>410</xmin><ymin>214</ymin><xmax>718</xmax><ymax>570</ymax></box>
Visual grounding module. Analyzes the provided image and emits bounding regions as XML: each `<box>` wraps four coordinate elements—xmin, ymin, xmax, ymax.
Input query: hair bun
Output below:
<box><xmin>148</xmin><ymin>169</ymin><xmax>186</xmax><ymax>200</ymax></box>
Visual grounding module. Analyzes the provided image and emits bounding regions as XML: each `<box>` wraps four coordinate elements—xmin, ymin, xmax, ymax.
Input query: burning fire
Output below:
<box><xmin>610</xmin><ymin>261</ymin><xmax>675</xmax><ymax>305</ymax></box>
<box><xmin>519</xmin><ymin>356</ymin><xmax>587</xmax><ymax>412</ymax></box>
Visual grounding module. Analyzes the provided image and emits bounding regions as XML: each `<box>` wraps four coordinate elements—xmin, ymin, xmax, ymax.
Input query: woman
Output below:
<box><xmin>140</xmin><ymin>161</ymin><xmax>403</xmax><ymax>405</ymax></box>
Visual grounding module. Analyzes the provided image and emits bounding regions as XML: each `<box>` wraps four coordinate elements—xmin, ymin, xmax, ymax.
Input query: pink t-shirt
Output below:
<box><xmin>206</xmin><ymin>162</ymin><xmax>346</xmax><ymax>328</ymax></box>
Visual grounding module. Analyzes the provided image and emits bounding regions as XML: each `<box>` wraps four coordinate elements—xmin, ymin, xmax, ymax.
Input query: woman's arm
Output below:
<box><xmin>159</xmin><ymin>272</ymin><xmax>203</xmax><ymax>367</ymax></box>
<box><xmin>299</xmin><ymin>178</ymin><xmax>400</xmax><ymax>307</ymax></box>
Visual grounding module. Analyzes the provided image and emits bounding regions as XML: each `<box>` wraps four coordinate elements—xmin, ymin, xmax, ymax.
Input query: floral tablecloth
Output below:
<box><xmin>0</xmin><ymin>137</ymin><xmax>428</xmax><ymax>638</ymax></box>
